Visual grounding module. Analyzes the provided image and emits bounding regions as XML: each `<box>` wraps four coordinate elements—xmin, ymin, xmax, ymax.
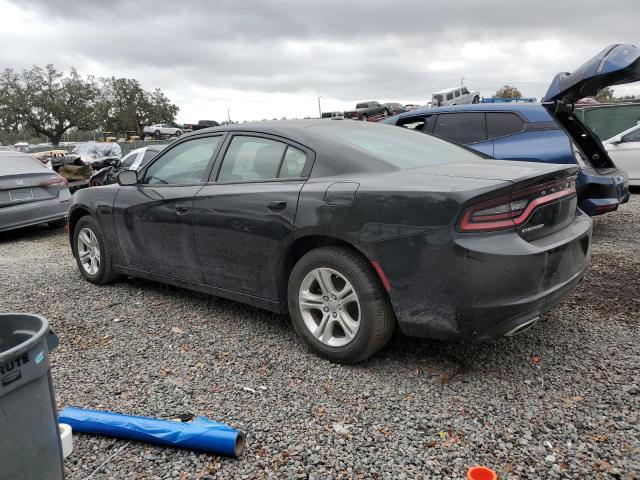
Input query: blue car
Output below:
<box><xmin>384</xmin><ymin>45</ymin><xmax>635</xmax><ymax>216</ymax></box>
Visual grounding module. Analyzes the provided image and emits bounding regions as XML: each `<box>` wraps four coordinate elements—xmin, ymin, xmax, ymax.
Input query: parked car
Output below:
<box><xmin>89</xmin><ymin>145</ymin><xmax>166</xmax><ymax>186</ymax></box>
<box><xmin>343</xmin><ymin>101</ymin><xmax>388</xmax><ymax>121</ymax></box>
<box><xmin>431</xmin><ymin>86</ymin><xmax>480</xmax><ymax>107</ymax></box>
<box><xmin>143</xmin><ymin>123</ymin><xmax>183</xmax><ymax>138</ymax></box>
<box><xmin>603</xmin><ymin>124</ymin><xmax>640</xmax><ymax>186</ymax></box>
<box><xmin>70</xmin><ymin>142</ymin><xmax>122</xmax><ymax>169</ymax></box>
<box><xmin>68</xmin><ymin>119</ymin><xmax>591</xmax><ymax>363</ymax></box>
<box><xmin>383</xmin><ymin>103</ymin><xmax>407</xmax><ymax>116</ymax></box>
<box><xmin>385</xmin><ymin>103</ymin><xmax>630</xmax><ymax>215</ymax></box>
<box><xmin>183</xmin><ymin>120</ymin><xmax>220</xmax><ymax>132</ymax></box>
<box><xmin>0</xmin><ymin>151</ymin><xmax>70</xmax><ymax>232</ymax></box>
<box><xmin>385</xmin><ymin>43</ymin><xmax>640</xmax><ymax>216</ymax></box>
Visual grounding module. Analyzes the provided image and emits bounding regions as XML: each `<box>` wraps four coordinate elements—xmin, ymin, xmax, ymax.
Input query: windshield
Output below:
<box><xmin>319</xmin><ymin>123</ymin><xmax>482</xmax><ymax>169</ymax></box>
<box><xmin>432</xmin><ymin>94</ymin><xmax>443</xmax><ymax>101</ymax></box>
<box><xmin>72</xmin><ymin>143</ymin><xmax>122</xmax><ymax>160</ymax></box>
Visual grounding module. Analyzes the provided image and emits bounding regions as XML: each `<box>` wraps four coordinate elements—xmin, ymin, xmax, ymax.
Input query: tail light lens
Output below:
<box><xmin>458</xmin><ymin>177</ymin><xmax>576</xmax><ymax>232</ymax></box>
<box><xmin>39</xmin><ymin>176</ymin><xmax>68</xmax><ymax>187</ymax></box>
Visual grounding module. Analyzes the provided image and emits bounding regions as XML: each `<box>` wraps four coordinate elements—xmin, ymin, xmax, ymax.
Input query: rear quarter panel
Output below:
<box><xmin>491</xmin><ymin>129</ymin><xmax>574</xmax><ymax>164</ymax></box>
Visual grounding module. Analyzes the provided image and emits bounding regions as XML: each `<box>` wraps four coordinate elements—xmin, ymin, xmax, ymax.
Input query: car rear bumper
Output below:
<box><xmin>0</xmin><ymin>195</ymin><xmax>70</xmax><ymax>232</ymax></box>
<box><xmin>360</xmin><ymin>211</ymin><xmax>592</xmax><ymax>340</ymax></box>
<box><xmin>577</xmin><ymin>168</ymin><xmax>630</xmax><ymax>215</ymax></box>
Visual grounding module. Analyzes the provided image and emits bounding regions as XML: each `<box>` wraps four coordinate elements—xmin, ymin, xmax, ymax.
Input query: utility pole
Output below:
<box><xmin>317</xmin><ymin>96</ymin><xmax>322</xmax><ymax>118</ymax></box>
<box><xmin>460</xmin><ymin>77</ymin><xmax>465</xmax><ymax>87</ymax></box>
<box><xmin>227</xmin><ymin>108</ymin><xmax>231</xmax><ymax>124</ymax></box>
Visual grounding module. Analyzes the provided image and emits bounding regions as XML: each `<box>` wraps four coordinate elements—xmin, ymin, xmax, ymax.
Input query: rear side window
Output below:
<box><xmin>446</xmin><ymin>93</ymin><xmax>454</xmax><ymax>100</ymax></box>
<box><xmin>279</xmin><ymin>146</ymin><xmax>307</xmax><ymax>178</ymax></box>
<box><xmin>622</xmin><ymin>129</ymin><xmax>640</xmax><ymax>143</ymax></box>
<box><xmin>433</xmin><ymin>113</ymin><xmax>487</xmax><ymax>144</ymax></box>
<box><xmin>486</xmin><ymin>113</ymin><xmax>525</xmax><ymax>139</ymax></box>
<box><xmin>397</xmin><ymin>115</ymin><xmax>433</xmax><ymax>132</ymax></box>
<box><xmin>454</xmin><ymin>90</ymin><xmax>460</xmax><ymax>97</ymax></box>
<box><xmin>218</xmin><ymin>136</ymin><xmax>287</xmax><ymax>182</ymax></box>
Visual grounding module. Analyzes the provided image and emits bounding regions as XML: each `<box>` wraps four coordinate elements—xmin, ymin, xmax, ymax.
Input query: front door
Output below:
<box><xmin>113</xmin><ymin>135</ymin><xmax>224</xmax><ymax>282</ymax></box>
<box><xmin>192</xmin><ymin>134</ymin><xmax>311</xmax><ymax>300</ymax></box>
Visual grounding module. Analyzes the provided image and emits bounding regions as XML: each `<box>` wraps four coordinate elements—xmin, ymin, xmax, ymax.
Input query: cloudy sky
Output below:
<box><xmin>1</xmin><ymin>0</ymin><xmax>638</xmax><ymax>123</ymax></box>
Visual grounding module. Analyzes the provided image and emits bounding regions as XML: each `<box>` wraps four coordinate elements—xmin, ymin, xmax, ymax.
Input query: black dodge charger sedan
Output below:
<box><xmin>68</xmin><ymin>118</ymin><xmax>591</xmax><ymax>362</ymax></box>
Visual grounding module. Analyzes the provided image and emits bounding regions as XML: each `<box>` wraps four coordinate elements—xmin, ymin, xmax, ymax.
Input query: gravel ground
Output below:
<box><xmin>1</xmin><ymin>194</ymin><xmax>639</xmax><ymax>479</ymax></box>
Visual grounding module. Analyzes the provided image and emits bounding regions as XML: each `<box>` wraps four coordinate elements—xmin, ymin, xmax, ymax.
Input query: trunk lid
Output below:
<box><xmin>542</xmin><ymin>44</ymin><xmax>640</xmax><ymax>170</ymax></box>
<box><xmin>0</xmin><ymin>172</ymin><xmax>66</xmax><ymax>208</ymax></box>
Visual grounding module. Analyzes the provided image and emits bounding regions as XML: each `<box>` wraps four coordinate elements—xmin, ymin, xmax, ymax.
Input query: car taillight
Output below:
<box><xmin>457</xmin><ymin>177</ymin><xmax>576</xmax><ymax>232</ymax></box>
<box><xmin>39</xmin><ymin>176</ymin><xmax>68</xmax><ymax>187</ymax></box>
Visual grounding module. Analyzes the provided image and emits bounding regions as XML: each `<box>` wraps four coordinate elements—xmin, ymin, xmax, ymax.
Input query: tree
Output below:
<box><xmin>493</xmin><ymin>85</ymin><xmax>522</xmax><ymax>99</ymax></box>
<box><xmin>595</xmin><ymin>86</ymin><xmax>615</xmax><ymax>103</ymax></box>
<box><xmin>0</xmin><ymin>65</ymin><xmax>100</xmax><ymax>145</ymax></box>
<box><xmin>97</xmin><ymin>77</ymin><xmax>179</xmax><ymax>136</ymax></box>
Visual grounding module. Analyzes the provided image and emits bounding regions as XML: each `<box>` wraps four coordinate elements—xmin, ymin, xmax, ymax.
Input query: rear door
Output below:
<box><xmin>192</xmin><ymin>133</ymin><xmax>313</xmax><ymax>300</ymax></box>
<box><xmin>113</xmin><ymin>134</ymin><xmax>224</xmax><ymax>282</ymax></box>
<box><xmin>432</xmin><ymin>112</ymin><xmax>493</xmax><ymax>156</ymax></box>
<box><xmin>487</xmin><ymin>112</ymin><xmax>527</xmax><ymax>159</ymax></box>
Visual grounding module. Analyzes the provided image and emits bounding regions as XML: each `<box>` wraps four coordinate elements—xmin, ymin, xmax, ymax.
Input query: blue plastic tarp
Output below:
<box><xmin>59</xmin><ymin>407</ymin><xmax>244</xmax><ymax>457</ymax></box>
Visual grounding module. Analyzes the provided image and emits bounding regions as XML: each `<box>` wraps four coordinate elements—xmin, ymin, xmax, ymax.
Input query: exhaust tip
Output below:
<box><xmin>504</xmin><ymin>316</ymin><xmax>539</xmax><ymax>337</ymax></box>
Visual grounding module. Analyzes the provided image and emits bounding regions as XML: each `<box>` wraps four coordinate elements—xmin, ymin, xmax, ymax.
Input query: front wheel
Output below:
<box><xmin>288</xmin><ymin>247</ymin><xmax>395</xmax><ymax>363</ymax></box>
<box><xmin>472</xmin><ymin>96</ymin><xmax>480</xmax><ymax>104</ymax></box>
<box><xmin>73</xmin><ymin>216</ymin><xmax>119</xmax><ymax>284</ymax></box>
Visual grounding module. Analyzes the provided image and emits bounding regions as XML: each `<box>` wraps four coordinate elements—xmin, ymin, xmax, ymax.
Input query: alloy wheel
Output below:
<box><xmin>298</xmin><ymin>267</ymin><xmax>361</xmax><ymax>347</ymax></box>
<box><xmin>77</xmin><ymin>227</ymin><xmax>101</xmax><ymax>275</ymax></box>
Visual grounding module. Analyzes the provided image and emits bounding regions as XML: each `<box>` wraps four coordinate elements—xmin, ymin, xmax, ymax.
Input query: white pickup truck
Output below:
<box><xmin>143</xmin><ymin>124</ymin><xmax>182</xmax><ymax>137</ymax></box>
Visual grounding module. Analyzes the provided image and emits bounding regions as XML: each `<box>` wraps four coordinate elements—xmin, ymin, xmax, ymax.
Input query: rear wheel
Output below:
<box><xmin>175</xmin><ymin>130</ymin><xmax>182</xmax><ymax>137</ymax></box>
<box><xmin>73</xmin><ymin>216</ymin><xmax>118</xmax><ymax>284</ymax></box>
<box><xmin>154</xmin><ymin>130</ymin><xmax>161</xmax><ymax>138</ymax></box>
<box><xmin>288</xmin><ymin>247</ymin><xmax>395</xmax><ymax>363</ymax></box>
<box><xmin>382</xmin><ymin>109</ymin><xmax>389</xmax><ymax>117</ymax></box>
<box><xmin>361</xmin><ymin>114</ymin><xmax>368</xmax><ymax>122</ymax></box>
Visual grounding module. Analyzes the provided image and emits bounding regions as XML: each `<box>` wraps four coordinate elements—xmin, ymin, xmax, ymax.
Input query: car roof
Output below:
<box><xmin>393</xmin><ymin>103</ymin><xmax>553</xmax><ymax>123</ymax></box>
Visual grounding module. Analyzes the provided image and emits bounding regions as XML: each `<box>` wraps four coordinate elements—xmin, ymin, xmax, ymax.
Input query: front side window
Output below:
<box><xmin>433</xmin><ymin>113</ymin><xmax>487</xmax><ymax>144</ymax></box>
<box><xmin>143</xmin><ymin>136</ymin><xmax>220</xmax><ymax>185</ymax></box>
<box><xmin>218</xmin><ymin>136</ymin><xmax>286</xmax><ymax>182</ymax></box>
<box><xmin>622</xmin><ymin>128</ymin><xmax>640</xmax><ymax>143</ymax></box>
<box><xmin>454</xmin><ymin>90</ymin><xmax>461</xmax><ymax>97</ymax></box>
<box><xmin>486</xmin><ymin>113</ymin><xmax>525</xmax><ymax>139</ymax></box>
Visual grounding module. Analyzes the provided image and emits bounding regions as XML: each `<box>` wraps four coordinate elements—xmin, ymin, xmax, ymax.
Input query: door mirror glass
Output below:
<box><xmin>117</xmin><ymin>170</ymin><xmax>138</xmax><ymax>186</ymax></box>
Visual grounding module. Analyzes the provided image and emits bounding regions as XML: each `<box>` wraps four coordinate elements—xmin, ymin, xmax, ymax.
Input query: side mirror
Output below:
<box><xmin>117</xmin><ymin>170</ymin><xmax>138</xmax><ymax>186</ymax></box>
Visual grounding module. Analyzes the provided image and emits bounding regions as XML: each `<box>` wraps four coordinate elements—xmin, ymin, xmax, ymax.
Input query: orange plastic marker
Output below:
<box><xmin>467</xmin><ymin>465</ymin><xmax>498</xmax><ymax>480</ymax></box>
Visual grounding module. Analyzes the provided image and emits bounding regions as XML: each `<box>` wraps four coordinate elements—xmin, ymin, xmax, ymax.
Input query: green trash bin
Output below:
<box><xmin>0</xmin><ymin>313</ymin><xmax>63</xmax><ymax>480</ymax></box>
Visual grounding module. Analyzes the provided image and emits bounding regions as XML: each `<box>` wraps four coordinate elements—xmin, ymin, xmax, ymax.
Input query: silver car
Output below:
<box><xmin>0</xmin><ymin>151</ymin><xmax>71</xmax><ymax>232</ymax></box>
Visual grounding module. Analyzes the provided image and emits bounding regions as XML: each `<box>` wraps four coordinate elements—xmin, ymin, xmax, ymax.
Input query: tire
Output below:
<box><xmin>361</xmin><ymin>114</ymin><xmax>368</xmax><ymax>122</ymax></box>
<box><xmin>472</xmin><ymin>96</ymin><xmax>480</xmax><ymax>104</ymax></box>
<box><xmin>48</xmin><ymin>219</ymin><xmax>66</xmax><ymax>229</ymax></box>
<box><xmin>175</xmin><ymin>130</ymin><xmax>182</xmax><ymax>137</ymax></box>
<box><xmin>154</xmin><ymin>130</ymin><xmax>161</xmax><ymax>138</ymax></box>
<box><xmin>73</xmin><ymin>216</ymin><xmax>119</xmax><ymax>285</ymax></box>
<box><xmin>382</xmin><ymin>109</ymin><xmax>389</xmax><ymax>117</ymax></box>
<box><xmin>288</xmin><ymin>246</ymin><xmax>395</xmax><ymax>363</ymax></box>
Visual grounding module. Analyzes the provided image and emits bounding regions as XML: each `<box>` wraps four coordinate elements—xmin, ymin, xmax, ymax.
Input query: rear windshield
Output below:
<box><xmin>319</xmin><ymin>124</ymin><xmax>482</xmax><ymax>169</ymax></box>
<box><xmin>356</xmin><ymin>103</ymin><xmax>370</xmax><ymax>109</ymax></box>
<box><xmin>0</xmin><ymin>155</ymin><xmax>47</xmax><ymax>174</ymax></box>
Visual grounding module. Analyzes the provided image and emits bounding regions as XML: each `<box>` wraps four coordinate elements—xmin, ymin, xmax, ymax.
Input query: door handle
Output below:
<box><xmin>174</xmin><ymin>203</ymin><xmax>190</xmax><ymax>215</ymax></box>
<box><xmin>267</xmin><ymin>200</ymin><xmax>287</xmax><ymax>211</ymax></box>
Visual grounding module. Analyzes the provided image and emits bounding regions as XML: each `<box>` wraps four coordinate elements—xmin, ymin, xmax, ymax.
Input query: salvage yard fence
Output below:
<box><xmin>575</xmin><ymin>103</ymin><xmax>640</xmax><ymax>140</ymax></box>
